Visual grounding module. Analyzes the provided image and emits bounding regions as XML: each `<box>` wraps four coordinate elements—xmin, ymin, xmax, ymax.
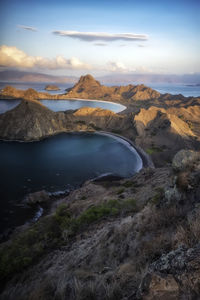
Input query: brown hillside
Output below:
<box><xmin>64</xmin><ymin>74</ymin><xmax>160</xmax><ymax>101</ymax></box>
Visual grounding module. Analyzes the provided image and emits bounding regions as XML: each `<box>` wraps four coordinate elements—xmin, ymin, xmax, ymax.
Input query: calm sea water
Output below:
<box><xmin>0</xmin><ymin>99</ymin><xmax>126</xmax><ymax>114</ymax></box>
<box><xmin>0</xmin><ymin>81</ymin><xmax>200</xmax><ymax>97</ymax></box>
<box><xmin>39</xmin><ymin>99</ymin><xmax>126</xmax><ymax>113</ymax></box>
<box><xmin>0</xmin><ymin>81</ymin><xmax>72</xmax><ymax>94</ymax></box>
<box><xmin>0</xmin><ymin>133</ymin><xmax>142</xmax><ymax>234</ymax></box>
<box><xmin>148</xmin><ymin>83</ymin><xmax>200</xmax><ymax>97</ymax></box>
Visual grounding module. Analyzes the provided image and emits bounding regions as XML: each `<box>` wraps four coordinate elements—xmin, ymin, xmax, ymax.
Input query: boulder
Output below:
<box><xmin>172</xmin><ymin>149</ymin><xmax>200</xmax><ymax>171</ymax></box>
<box><xmin>138</xmin><ymin>244</ymin><xmax>200</xmax><ymax>299</ymax></box>
<box><xmin>25</xmin><ymin>190</ymin><xmax>50</xmax><ymax>205</ymax></box>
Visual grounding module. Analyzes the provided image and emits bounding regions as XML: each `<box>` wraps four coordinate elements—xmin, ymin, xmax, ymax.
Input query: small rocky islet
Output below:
<box><xmin>44</xmin><ymin>84</ymin><xmax>60</xmax><ymax>91</ymax></box>
<box><xmin>0</xmin><ymin>75</ymin><xmax>200</xmax><ymax>299</ymax></box>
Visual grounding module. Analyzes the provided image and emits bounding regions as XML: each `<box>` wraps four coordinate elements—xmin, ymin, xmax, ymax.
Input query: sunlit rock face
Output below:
<box><xmin>64</xmin><ymin>74</ymin><xmax>160</xmax><ymax>101</ymax></box>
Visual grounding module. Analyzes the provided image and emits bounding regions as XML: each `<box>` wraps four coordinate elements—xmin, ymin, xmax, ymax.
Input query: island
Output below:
<box><xmin>0</xmin><ymin>75</ymin><xmax>200</xmax><ymax>299</ymax></box>
<box><xmin>44</xmin><ymin>84</ymin><xmax>60</xmax><ymax>91</ymax></box>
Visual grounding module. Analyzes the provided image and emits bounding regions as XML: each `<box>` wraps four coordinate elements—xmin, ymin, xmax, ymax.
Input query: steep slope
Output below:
<box><xmin>134</xmin><ymin>106</ymin><xmax>200</xmax><ymax>166</ymax></box>
<box><xmin>0</xmin><ymin>100</ymin><xmax>66</xmax><ymax>140</ymax></box>
<box><xmin>1</xmin><ymin>151</ymin><xmax>200</xmax><ymax>299</ymax></box>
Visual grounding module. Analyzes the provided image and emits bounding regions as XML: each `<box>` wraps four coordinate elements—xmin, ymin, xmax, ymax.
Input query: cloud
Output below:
<box><xmin>138</xmin><ymin>44</ymin><xmax>146</xmax><ymax>48</ymax></box>
<box><xmin>52</xmin><ymin>30</ymin><xmax>148</xmax><ymax>42</ymax></box>
<box><xmin>0</xmin><ymin>45</ymin><xmax>91</xmax><ymax>70</ymax></box>
<box><xmin>94</xmin><ymin>43</ymin><xmax>107</xmax><ymax>46</ymax></box>
<box><xmin>106</xmin><ymin>61</ymin><xmax>132</xmax><ymax>73</ymax></box>
<box><xmin>17</xmin><ymin>25</ymin><xmax>38</xmax><ymax>32</ymax></box>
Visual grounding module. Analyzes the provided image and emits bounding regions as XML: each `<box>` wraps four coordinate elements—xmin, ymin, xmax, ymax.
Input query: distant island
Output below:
<box><xmin>44</xmin><ymin>84</ymin><xmax>60</xmax><ymax>91</ymax></box>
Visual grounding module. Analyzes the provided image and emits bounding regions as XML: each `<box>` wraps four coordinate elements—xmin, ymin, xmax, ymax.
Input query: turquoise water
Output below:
<box><xmin>0</xmin><ymin>133</ymin><xmax>142</xmax><ymax>234</ymax></box>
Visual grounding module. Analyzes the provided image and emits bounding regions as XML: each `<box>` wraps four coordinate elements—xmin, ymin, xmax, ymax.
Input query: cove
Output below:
<box><xmin>0</xmin><ymin>99</ymin><xmax>126</xmax><ymax>114</ymax></box>
<box><xmin>39</xmin><ymin>99</ymin><xmax>126</xmax><ymax>113</ymax></box>
<box><xmin>0</xmin><ymin>132</ymin><xmax>142</xmax><ymax>234</ymax></box>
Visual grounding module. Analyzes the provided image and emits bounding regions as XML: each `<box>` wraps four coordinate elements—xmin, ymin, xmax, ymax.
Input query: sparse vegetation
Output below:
<box><xmin>75</xmin><ymin>120</ymin><xmax>86</xmax><ymax>125</ymax></box>
<box><xmin>111</xmin><ymin>129</ymin><xmax>122</xmax><ymax>134</ymax></box>
<box><xmin>0</xmin><ymin>198</ymin><xmax>138</xmax><ymax>282</ymax></box>
<box><xmin>174</xmin><ymin>208</ymin><xmax>200</xmax><ymax>247</ymax></box>
<box><xmin>150</xmin><ymin>187</ymin><xmax>164</xmax><ymax>205</ymax></box>
<box><xmin>117</xmin><ymin>187</ymin><xmax>125</xmax><ymax>195</ymax></box>
<box><xmin>146</xmin><ymin>147</ymin><xmax>163</xmax><ymax>155</ymax></box>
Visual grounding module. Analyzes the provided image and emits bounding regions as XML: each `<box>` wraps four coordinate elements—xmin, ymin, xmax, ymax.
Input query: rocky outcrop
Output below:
<box><xmin>25</xmin><ymin>190</ymin><xmax>50</xmax><ymax>205</ymax></box>
<box><xmin>138</xmin><ymin>244</ymin><xmax>200</xmax><ymax>299</ymax></box>
<box><xmin>172</xmin><ymin>149</ymin><xmax>200</xmax><ymax>171</ymax></box>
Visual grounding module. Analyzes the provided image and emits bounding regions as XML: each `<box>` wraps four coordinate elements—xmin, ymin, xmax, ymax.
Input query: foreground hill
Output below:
<box><xmin>1</xmin><ymin>150</ymin><xmax>200</xmax><ymax>299</ymax></box>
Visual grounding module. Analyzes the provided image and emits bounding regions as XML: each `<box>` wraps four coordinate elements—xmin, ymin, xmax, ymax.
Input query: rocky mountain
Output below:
<box><xmin>65</xmin><ymin>74</ymin><xmax>161</xmax><ymax>102</ymax></box>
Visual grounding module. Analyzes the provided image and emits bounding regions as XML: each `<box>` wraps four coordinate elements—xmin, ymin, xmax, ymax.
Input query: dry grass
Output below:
<box><xmin>176</xmin><ymin>171</ymin><xmax>190</xmax><ymax>191</ymax></box>
<box><xmin>174</xmin><ymin>207</ymin><xmax>200</xmax><ymax>248</ymax></box>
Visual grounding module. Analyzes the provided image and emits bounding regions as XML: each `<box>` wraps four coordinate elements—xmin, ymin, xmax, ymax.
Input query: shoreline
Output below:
<box><xmin>98</xmin><ymin>131</ymin><xmax>154</xmax><ymax>169</ymax></box>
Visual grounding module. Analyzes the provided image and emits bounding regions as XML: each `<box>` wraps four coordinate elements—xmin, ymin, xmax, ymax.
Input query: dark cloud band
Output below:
<box><xmin>52</xmin><ymin>30</ymin><xmax>148</xmax><ymax>42</ymax></box>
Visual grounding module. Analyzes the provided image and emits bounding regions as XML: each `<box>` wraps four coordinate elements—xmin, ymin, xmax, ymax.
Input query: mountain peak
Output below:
<box><xmin>78</xmin><ymin>74</ymin><xmax>101</xmax><ymax>86</ymax></box>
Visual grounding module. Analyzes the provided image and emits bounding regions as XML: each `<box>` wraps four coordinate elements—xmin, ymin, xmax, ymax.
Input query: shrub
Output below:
<box><xmin>146</xmin><ymin>147</ymin><xmax>162</xmax><ymax>155</ymax></box>
<box><xmin>150</xmin><ymin>187</ymin><xmax>164</xmax><ymax>205</ymax></box>
<box><xmin>117</xmin><ymin>188</ymin><xmax>125</xmax><ymax>195</ymax></box>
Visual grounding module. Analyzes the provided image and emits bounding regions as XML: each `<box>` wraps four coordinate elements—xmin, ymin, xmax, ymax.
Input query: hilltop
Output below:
<box><xmin>64</xmin><ymin>74</ymin><xmax>161</xmax><ymax>102</ymax></box>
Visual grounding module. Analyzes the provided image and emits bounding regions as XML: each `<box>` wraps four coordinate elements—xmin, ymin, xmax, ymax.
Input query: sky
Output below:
<box><xmin>0</xmin><ymin>0</ymin><xmax>199</xmax><ymax>77</ymax></box>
